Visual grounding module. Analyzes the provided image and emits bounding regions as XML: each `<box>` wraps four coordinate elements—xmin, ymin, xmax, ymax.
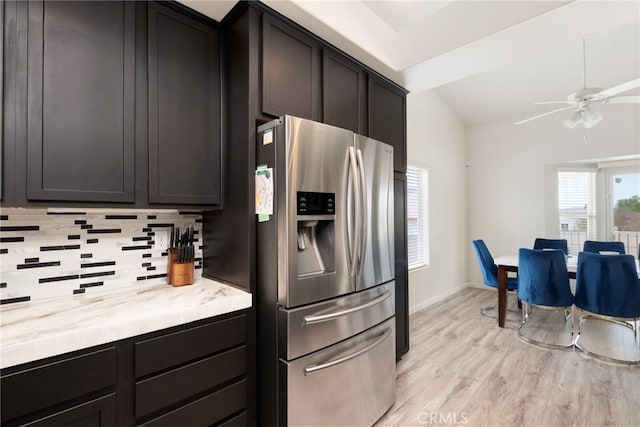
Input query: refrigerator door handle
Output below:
<box><xmin>303</xmin><ymin>327</ymin><xmax>392</xmax><ymax>375</ymax></box>
<box><xmin>302</xmin><ymin>291</ymin><xmax>392</xmax><ymax>325</ymax></box>
<box><xmin>356</xmin><ymin>149</ymin><xmax>367</xmax><ymax>276</ymax></box>
<box><xmin>348</xmin><ymin>147</ymin><xmax>360</xmax><ymax>277</ymax></box>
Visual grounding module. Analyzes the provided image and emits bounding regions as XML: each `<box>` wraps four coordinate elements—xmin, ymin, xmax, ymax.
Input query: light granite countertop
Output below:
<box><xmin>0</xmin><ymin>278</ymin><xmax>252</xmax><ymax>369</ymax></box>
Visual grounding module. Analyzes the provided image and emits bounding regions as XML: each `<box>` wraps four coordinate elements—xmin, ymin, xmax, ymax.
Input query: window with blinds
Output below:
<box><xmin>558</xmin><ymin>170</ymin><xmax>597</xmax><ymax>255</ymax></box>
<box><xmin>406</xmin><ymin>166</ymin><xmax>429</xmax><ymax>269</ymax></box>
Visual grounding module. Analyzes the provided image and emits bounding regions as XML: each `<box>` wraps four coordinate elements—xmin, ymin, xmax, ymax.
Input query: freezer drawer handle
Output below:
<box><xmin>303</xmin><ymin>291</ymin><xmax>392</xmax><ymax>325</ymax></box>
<box><xmin>303</xmin><ymin>327</ymin><xmax>392</xmax><ymax>375</ymax></box>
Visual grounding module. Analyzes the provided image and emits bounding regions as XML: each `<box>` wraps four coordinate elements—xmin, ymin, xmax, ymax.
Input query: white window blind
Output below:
<box><xmin>558</xmin><ymin>170</ymin><xmax>597</xmax><ymax>255</ymax></box>
<box><xmin>406</xmin><ymin>166</ymin><xmax>429</xmax><ymax>269</ymax></box>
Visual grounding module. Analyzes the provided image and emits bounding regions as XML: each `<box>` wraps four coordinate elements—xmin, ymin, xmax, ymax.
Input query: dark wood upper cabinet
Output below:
<box><xmin>322</xmin><ymin>50</ymin><xmax>366</xmax><ymax>133</ymax></box>
<box><xmin>262</xmin><ymin>14</ymin><xmax>320</xmax><ymax>120</ymax></box>
<box><xmin>26</xmin><ymin>1</ymin><xmax>135</xmax><ymax>203</ymax></box>
<box><xmin>368</xmin><ymin>76</ymin><xmax>407</xmax><ymax>172</ymax></box>
<box><xmin>147</xmin><ymin>3</ymin><xmax>221</xmax><ymax>205</ymax></box>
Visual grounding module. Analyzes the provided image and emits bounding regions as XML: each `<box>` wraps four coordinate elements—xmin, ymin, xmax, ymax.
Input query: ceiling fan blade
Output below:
<box><xmin>514</xmin><ymin>105</ymin><xmax>575</xmax><ymax>125</ymax></box>
<box><xmin>533</xmin><ymin>101</ymin><xmax>574</xmax><ymax>105</ymax></box>
<box><xmin>603</xmin><ymin>95</ymin><xmax>640</xmax><ymax>104</ymax></box>
<box><xmin>593</xmin><ymin>78</ymin><xmax>640</xmax><ymax>100</ymax></box>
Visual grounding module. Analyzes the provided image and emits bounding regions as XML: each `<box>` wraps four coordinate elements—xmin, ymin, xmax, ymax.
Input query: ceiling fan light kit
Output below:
<box><xmin>562</xmin><ymin>111</ymin><xmax>582</xmax><ymax>129</ymax></box>
<box><xmin>582</xmin><ymin>107</ymin><xmax>603</xmax><ymax>128</ymax></box>
<box><xmin>562</xmin><ymin>106</ymin><xmax>603</xmax><ymax>129</ymax></box>
<box><xmin>515</xmin><ymin>39</ymin><xmax>639</xmax><ymax>129</ymax></box>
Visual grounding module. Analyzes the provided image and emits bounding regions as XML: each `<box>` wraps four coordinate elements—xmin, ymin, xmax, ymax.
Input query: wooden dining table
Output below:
<box><xmin>493</xmin><ymin>254</ymin><xmax>640</xmax><ymax>327</ymax></box>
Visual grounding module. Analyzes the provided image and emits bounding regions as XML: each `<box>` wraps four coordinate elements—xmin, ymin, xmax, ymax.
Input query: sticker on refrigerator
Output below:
<box><xmin>255</xmin><ymin>165</ymin><xmax>273</xmax><ymax>221</ymax></box>
<box><xmin>263</xmin><ymin>128</ymin><xmax>273</xmax><ymax>146</ymax></box>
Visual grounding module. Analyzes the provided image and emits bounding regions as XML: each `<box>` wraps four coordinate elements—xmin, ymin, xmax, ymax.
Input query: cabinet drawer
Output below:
<box><xmin>219</xmin><ymin>411</ymin><xmax>247</xmax><ymax>427</ymax></box>
<box><xmin>22</xmin><ymin>393</ymin><xmax>116</xmax><ymax>427</ymax></box>
<box><xmin>135</xmin><ymin>345</ymin><xmax>247</xmax><ymax>418</ymax></box>
<box><xmin>140</xmin><ymin>379</ymin><xmax>246</xmax><ymax>426</ymax></box>
<box><xmin>279</xmin><ymin>283</ymin><xmax>394</xmax><ymax>360</ymax></box>
<box><xmin>1</xmin><ymin>347</ymin><xmax>116</xmax><ymax>423</ymax></box>
<box><xmin>284</xmin><ymin>319</ymin><xmax>395</xmax><ymax>426</ymax></box>
<box><xmin>135</xmin><ymin>314</ymin><xmax>246</xmax><ymax>378</ymax></box>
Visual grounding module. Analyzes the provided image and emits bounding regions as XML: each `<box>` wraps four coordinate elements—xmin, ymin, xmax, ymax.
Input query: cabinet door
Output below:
<box><xmin>368</xmin><ymin>76</ymin><xmax>406</xmax><ymax>173</ymax></box>
<box><xmin>26</xmin><ymin>1</ymin><xmax>135</xmax><ymax>202</ymax></box>
<box><xmin>322</xmin><ymin>50</ymin><xmax>366</xmax><ymax>133</ymax></box>
<box><xmin>23</xmin><ymin>394</ymin><xmax>116</xmax><ymax>427</ymax></box>
<box><xmin>1</xmin><ymin>347</ymin><xmax>116</xmax><ymax>424</ymax></box>
<box><xmin>262</xmin><ymin>14</ymin><xmax>320</xmax><ymax>120</ymax></box>
<box><xmin>148</xmin><ymin>3</ymin><xmax>221</xmax><ymax>205</ymax></box>
<box><xmin>394</xmin><ymin>176</ymin><xmax>409</xmax><ymax>358</ymax></box>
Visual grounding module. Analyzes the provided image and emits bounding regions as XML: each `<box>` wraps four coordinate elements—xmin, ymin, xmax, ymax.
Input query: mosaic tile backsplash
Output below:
<box><xmin>0</xmin><ymin>208</ymin><xmax>203</xmax><ymax>305</ymax></box>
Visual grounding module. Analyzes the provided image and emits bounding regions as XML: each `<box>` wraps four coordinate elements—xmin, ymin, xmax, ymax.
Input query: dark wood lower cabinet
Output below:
<box><xmin>0</xmin><ymin>347</ymin><xmax>116</xmax><ymax>424</ymax></box>
<box><xmin>0</xmin><ymin>312</ymin><xmax>249</xmax><ymax>427</ymax></box>
<box><xmin>23</xmin><ymin>394</ymin><xmax>116</xmax><ymax>427</ymax></box>
<box><xmin>140</xmin><ymin>380</ymin><xmax>247</xmax><ymax>427</ymax></box>
<box><xmin>135</xmin><ymin>346</ymin><xmax>246</xmax><ymax>419</ymax></box>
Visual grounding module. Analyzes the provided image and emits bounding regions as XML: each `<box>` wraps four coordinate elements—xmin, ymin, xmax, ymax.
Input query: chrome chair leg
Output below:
<box><xmin>517</xmin><ymin>303</ymin><xmax>574</xmax><ymax>349</ymax></box>
<box><xmin>574</xmin><ymin>311</ymin><xmax>640</xmax><ymax>365</ymax></box>
<box><xmin>570</xmin><ymin>307</ymin><xmax>576</xmax><ymax>345</ymax></box>
<box><xmin>480</xmin><ymin>291</ymin><xmax>520</xmax><ymax>321</ymax></box>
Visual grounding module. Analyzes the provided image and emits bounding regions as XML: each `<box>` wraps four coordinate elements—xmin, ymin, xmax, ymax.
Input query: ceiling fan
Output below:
<box><xmin>515</xmin><ymin>39</ymin><xmax>640</xmax><ymax>129</ymax></box>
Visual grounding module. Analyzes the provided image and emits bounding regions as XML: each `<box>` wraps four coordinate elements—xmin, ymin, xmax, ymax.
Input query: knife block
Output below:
<box><xmin>167</xmin><ymin>249</ymin><xmax>194</xmax><ymax>287</ymax></box>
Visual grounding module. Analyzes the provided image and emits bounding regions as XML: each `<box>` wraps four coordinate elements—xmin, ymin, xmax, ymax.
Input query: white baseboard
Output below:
<box><xmin>409</xmin><ymin>283</ymin><xmax>469</xmax><ymax>315</ymax></box>
<box><xmin>467</xmin><ymin>281</ymin><xmax>486</xmax><ymax>290</ymax></box>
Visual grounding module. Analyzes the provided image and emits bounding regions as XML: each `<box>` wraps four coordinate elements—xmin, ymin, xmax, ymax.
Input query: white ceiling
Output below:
<box><xmin>181</xmin><ymin>0</ymin><xmax>640</xmax><ymax>126</ymax></box>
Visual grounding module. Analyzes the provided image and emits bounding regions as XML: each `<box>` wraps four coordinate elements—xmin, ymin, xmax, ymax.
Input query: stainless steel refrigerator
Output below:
<box><xmin>256</xmin><ymin>116</ymin><xmax>395</xmax><ymax>426</ymax></box>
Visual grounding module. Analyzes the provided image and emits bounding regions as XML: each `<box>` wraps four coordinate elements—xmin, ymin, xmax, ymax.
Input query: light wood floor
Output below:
<box><xmin>376</xmin><ymin>287</ymin><xmax>640</xmax><ymax>427</ymax></box>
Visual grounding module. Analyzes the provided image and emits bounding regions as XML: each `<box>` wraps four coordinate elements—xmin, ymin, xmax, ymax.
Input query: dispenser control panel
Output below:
<box><xmin>297</xmin><ymin>192</ymin><xmax>335</xmax><ymax>215</ymax></box>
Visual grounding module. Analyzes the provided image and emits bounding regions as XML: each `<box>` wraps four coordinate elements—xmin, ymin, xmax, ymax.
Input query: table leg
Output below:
<box><xmin>497</xmin><ymin>265</ymin><xmax>507</xmax><ymax>328</ymax></box>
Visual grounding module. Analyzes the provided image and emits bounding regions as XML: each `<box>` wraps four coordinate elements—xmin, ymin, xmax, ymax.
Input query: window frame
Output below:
<box><xmin>604</xmin><ymin>163</ymin><xmax>640</xmax><ymax>255</ymax></box>
<box><xmin>406</xmin><ymin>164</ymin><xmax>429</xmax><ymax>270</ymax></box>
<box><xmin>557</xmin><ymin>168</ymin><xmax>598</xmax><ymax>255</ymax></box>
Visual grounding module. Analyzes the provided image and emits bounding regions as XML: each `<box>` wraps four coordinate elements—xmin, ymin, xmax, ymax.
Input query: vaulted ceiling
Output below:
<box><xmin>181</xmin><ymin>0</ymin><xmax>640</xmax><ymax>126</ymax></box>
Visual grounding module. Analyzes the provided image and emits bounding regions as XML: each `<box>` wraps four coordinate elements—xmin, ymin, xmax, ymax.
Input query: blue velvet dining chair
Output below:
<box><xmin>582</xmin><ymin>240</ymin><xmax>625</xmax><ymax>254</ymax></box>
<box><xmin>472</xmin><ymin>240</ymin><xmax>518</xmax><ymax>319</ymax></box>
<box><xmin>533</xmin><ymin>238</ymin><xmax>568</xmax><ymax>255</ymax></box>
<box><xmin>517</xmin><ymin>248</ymin><xmax>574</xmax><ymax>348</ymax></box>
<box><xmin>574</xmin><ymin>252</ymin><xmax>640</xmax><ymax>364</ymax></box>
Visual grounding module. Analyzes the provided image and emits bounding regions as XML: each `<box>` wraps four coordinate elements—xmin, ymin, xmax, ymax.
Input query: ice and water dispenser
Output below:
<box><xmin>296</xmin><ymin>191</ymin><xmax>335</xmax><ymax>278</ymax></box>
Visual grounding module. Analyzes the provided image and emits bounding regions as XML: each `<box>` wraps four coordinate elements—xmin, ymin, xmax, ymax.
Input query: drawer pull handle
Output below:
<box><xmin>303</xmin><ymin>327</ymin><xmax>392</xmax><ymax>375</ymax></box>
<box><xmin>303</xmin><ymin>291</ymin><xmax>391</xmax><ymax>325</ymax></box>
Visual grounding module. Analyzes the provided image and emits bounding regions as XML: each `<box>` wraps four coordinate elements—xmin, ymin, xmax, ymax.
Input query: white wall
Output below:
<box><xmin>406</xmin><ymin>90</ymin><xmax>468</xmax><ymax>313</ymax></box>
<box><xmin>466</xmin><ymin>105</ymin><xmax>640</xmax><ymax>285</ymax></box>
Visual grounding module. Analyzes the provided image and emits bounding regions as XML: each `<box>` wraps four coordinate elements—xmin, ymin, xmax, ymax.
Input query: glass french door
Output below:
<box><xmin>608</xmin><ymin>167</ymin><xmax>640</xmax><ymax>257</ymax></box>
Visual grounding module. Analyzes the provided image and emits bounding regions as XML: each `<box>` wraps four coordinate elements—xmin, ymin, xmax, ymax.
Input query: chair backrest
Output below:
<box><xmin>472</xmin><ymin>240</ymin><xmax>498</xmax><ymax>288</ymax></box>
<box><xmin>533</xmin><ymin>238</ymin><xmax>568</xmax><ymax>255</ymax></box>
<box><xmin>575</xmin><ymin>252</ymin><xmax>640</xmax><ymax>318</ymax></box>
<box><xmin>517</xmin><ymin>248</ymin><xmax>573</xmax><ymax>307</ymax></box>
<box><xmin>582</xmin><ymin>240</ymin><xmax>626</xmax><ymax>254</ymax></box>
